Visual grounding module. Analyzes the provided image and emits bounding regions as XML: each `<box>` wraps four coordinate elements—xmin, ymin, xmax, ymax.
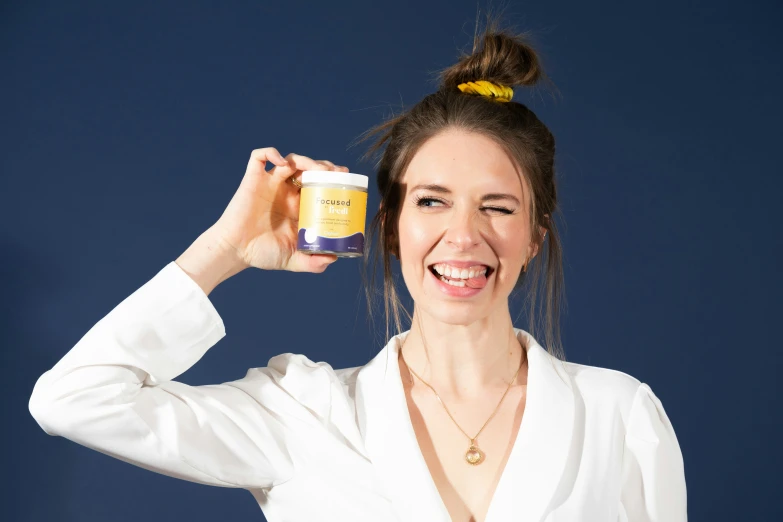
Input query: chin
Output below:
<box><xmin>416</xmin><ymin>301</ymin><xmax>492</xmax><ymax>325</ymax></box>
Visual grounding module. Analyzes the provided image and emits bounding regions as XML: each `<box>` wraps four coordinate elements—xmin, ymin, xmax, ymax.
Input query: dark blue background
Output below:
<box><xmin>3</xmin><ymin>1</ymin><xmax>781</xmax><ymax>520</ymax></box>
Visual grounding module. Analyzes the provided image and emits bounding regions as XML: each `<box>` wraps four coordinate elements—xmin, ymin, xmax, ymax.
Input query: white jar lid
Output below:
<box><xmin>301</xmin><ymin>170</ymin><xmax>369</xmax><ymax>189</ymax></box>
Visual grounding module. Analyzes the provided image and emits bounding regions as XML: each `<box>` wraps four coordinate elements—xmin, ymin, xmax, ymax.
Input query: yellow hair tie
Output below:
<box><xmin>457</xmin><ymin>80</ymin><xmax>514</xmax><ymax>102</ymax></box>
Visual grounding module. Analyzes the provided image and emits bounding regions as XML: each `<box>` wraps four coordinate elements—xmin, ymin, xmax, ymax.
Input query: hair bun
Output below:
<box><xmin>440</xmin><ymin>29</ymin><xmax>545</xmax><ymax>94</ymax></box>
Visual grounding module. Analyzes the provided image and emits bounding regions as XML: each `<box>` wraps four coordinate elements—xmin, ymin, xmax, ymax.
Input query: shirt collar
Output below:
<box><xmin>355</xmin><ymin>328</ymin><xmax>576</xmax><ymax>521</ymax></box>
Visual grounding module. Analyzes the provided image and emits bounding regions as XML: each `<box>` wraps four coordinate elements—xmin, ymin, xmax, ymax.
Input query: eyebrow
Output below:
<box><xmin>410</xmin><ymin>184</ymin><xmax>521</xmax><ymax>205</ymax></box>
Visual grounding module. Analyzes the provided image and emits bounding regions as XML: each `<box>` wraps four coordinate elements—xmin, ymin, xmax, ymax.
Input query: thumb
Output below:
<box><xmin>288</xmin><ymin>251</ymin><xmax>338</xmax><ymax>273</ymax></box>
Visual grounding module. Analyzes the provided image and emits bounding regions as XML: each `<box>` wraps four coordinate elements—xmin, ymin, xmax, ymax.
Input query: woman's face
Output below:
<box><xmin>396</xmin><ymin>129</ymin><xmax>537</xmax><ymax>325</ymax></box>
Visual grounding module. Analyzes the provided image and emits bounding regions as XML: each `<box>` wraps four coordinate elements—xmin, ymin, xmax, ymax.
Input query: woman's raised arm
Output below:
<box><xmin>29</xmin><ymin>148</ymin><xmax>349</xmax><ymax>489</ymax></box>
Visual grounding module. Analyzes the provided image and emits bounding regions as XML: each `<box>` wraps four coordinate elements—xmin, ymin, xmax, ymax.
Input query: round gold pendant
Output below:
<box><xmin>465</xmin><ymin>444</ymin><xmax>484</xmax><ymax>465</ymax></box>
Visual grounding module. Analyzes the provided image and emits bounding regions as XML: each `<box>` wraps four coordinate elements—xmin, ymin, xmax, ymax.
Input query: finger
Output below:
<box><xmin>282</xmin><ymin>162</ymin><xmax>347</xmax><ymax>189</ymax></box>
<box><xmin>318</xmin><ymin>161</ymin><xmax>351</xmax><ymax>173</ymax></box>
<box><xmin>287</xmin><ymin>172</ymin><xmax>303</xmax><ymax>189</ymax></box>
<box><xmin>270</xmin><ymin>155</ymin><xmax>331</xmax><ymax>191</ymax></box>
<box><xmin>278</xmin><ymin>153</ymin><xmax>332</xmax><ymax>176</ymax></box>
<box><xmin>248</xmin><ymin>147</ymin><xmax>289</xmax><ymax>172</ymax></box>
<box><xmin>288</xmin><ymin>251</ymin><xmax>338</xmax><ymax>273</ymax></box>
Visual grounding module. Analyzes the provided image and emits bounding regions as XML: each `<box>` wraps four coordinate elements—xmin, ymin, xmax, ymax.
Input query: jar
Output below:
<box><xmin>296</xmin><ymin>171</ymin><xmax>369</xmax><ymax>257</ymax></box>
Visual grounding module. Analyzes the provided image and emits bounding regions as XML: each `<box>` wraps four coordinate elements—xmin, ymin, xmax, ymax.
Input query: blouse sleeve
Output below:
<box><xmin>28</xmin><ymin>261</ymin><xmax>316</xmax><ymax>490</ymax></box>
<box><xmin>620</xmin><ymin>383</ymin><xmax>688</xmax><ymax>521</ymax></box>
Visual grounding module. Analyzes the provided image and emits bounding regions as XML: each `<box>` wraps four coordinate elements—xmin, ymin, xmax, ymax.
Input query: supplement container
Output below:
<box><xmin>296</xmin><ymin>170</ymin><xmax>369</xmax><ymax>257</ymax></box>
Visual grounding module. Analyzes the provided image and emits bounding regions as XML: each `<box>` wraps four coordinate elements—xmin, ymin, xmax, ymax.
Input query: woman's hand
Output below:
<box><xmin>212</xmin><ymin>147</ymin><xmax>349</xmax><ymax>273</ymax></box>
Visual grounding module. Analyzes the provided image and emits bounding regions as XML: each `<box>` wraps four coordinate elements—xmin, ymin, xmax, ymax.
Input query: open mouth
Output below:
<box><xmin>428</xmin><ymin>263</ymin><xmax>494</xmax><ymax>289</ymax></box>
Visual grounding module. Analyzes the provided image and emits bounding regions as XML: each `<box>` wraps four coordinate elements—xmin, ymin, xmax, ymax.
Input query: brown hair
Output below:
<box><xmin>357</xmin><ymin>15</ymin><xmax>566</xmax><ymax>361</ymax></box>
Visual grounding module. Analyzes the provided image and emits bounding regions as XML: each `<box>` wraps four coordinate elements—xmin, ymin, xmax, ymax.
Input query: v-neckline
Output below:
<box><xmin>393</xmin><ymin>332</ymin><xmax>530</xmax><ymax>521</ymax></box>
<box><xmin>356</xmin><ymin>328</ymin><xmax>576</xmax><ymax>522</ymax></box>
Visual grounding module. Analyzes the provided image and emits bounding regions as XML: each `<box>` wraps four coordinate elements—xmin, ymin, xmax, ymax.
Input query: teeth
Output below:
<box><xmin>439</xmin><ymin>275</ymin><xmax>466</xmax><ymax>287</ymax></box>
<box><xmin>432</xmin><ymin>263</ymin><xmax>488</xmax><ymax>280</ymax></box>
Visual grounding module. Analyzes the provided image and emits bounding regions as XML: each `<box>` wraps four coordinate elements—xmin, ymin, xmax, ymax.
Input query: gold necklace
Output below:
<box><xmin>399</xmin><ymin>343</ymin><xmax>525</xmax><ymax>466</ymax></box>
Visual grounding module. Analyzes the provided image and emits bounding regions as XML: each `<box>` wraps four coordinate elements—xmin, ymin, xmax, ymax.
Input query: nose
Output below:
<box><xmin>443</xmin><ymin>206</ymin><xmax>482</xmax><ymax>250</ymax></box>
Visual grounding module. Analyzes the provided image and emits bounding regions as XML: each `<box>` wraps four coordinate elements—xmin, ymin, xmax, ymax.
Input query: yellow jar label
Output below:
<box><xmin>297</xmin><ymin>186</ymin><xmax>368</xmax><ymax>255</ymax></box>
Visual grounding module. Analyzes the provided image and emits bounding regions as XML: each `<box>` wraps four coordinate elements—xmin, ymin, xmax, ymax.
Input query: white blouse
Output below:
<box><xmin>29</xmin><ymin>261</ymin><xmax>687</xmax><ymax>521</ymax></box>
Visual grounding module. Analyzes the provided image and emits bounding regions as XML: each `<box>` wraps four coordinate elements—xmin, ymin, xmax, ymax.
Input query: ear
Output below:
<box><xmin>527</xmin><ymin>225</ymin><xmax>548</xmax><ymax>261</ymax></box>
<box><xmin>527</xmin><ymin>242</ymin><xmax>539</xmax><ymax>263</ymax></box>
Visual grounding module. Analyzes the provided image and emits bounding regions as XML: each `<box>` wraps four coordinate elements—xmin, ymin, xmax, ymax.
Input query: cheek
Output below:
<box><xmin>396</xmin><ymin>210</ymin><xmax>434</xmax><ymax>258</ymax></box>
<box><xmin>395</xmin><ymin>213</ymin><xmax>425</xmax><ymax>296</ymax></box>
<box><xmin>492</xmin><ymin>220</ymin><xmax>531</xmax><ymax>267</ymax></box>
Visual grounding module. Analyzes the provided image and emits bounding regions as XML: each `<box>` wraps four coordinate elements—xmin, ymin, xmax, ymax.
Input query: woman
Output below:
<box><xmin>28</xmin><ymin>23</ymin><xmax>687</xmax><ymax>522</ymax></box>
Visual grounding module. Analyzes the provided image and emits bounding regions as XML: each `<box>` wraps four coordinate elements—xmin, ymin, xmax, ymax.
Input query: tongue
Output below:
<box><xmin>465</xmin><ymin>272</ymin><xmax>488</xmax><ymax>289</ymax></box>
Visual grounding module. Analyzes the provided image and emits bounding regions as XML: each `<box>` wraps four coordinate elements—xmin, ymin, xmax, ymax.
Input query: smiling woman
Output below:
<box><xmin>359</xmin><ymin>38</ymin><xmax>561</xmax><ymax>361</ymax></box>
<box><xmin>350</xmin><ymin>15</ymin><xmax>686</xmax><ymax>518</ymax></box>
<box><xmin>28</xmin><ymin>11</ymin><xmax>687</xmax><ymax>522</ymax></box>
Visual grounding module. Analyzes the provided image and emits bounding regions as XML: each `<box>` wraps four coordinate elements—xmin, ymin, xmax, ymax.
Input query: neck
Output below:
<box><xmin>398</xmin><ymin>307</ymin><xmax>526</xmax><ymax>401</ymax></box>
